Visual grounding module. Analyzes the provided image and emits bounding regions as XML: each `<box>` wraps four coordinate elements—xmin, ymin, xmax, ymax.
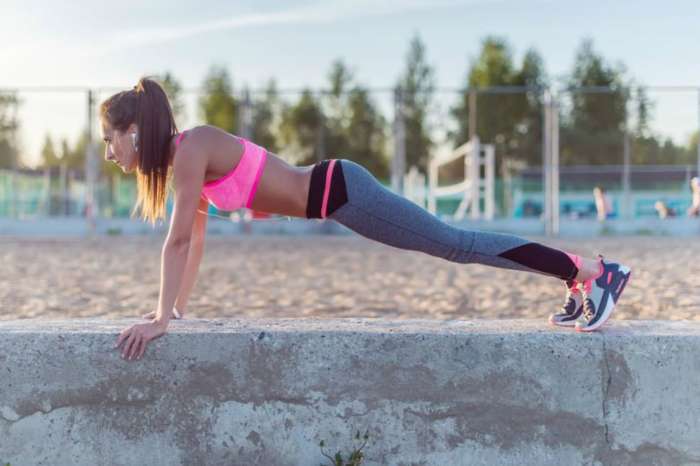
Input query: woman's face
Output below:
<box><xmin>101</xmin><ymin>121</ymin><xmax>138</xmax><ymax>173</ymax></box>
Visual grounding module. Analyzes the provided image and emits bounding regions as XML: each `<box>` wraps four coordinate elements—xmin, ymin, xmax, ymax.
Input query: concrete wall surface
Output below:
<box><xmin>1</xmin><ymin>318</ymin><xmax>699</xmax><ymax>466</ymax></box>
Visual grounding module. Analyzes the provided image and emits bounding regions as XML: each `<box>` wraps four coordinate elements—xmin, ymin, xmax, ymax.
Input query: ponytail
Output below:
<box><xmin>100</xmin><ymin>76</ymin><xmax>179</xmax><ymax>225</ymax></box>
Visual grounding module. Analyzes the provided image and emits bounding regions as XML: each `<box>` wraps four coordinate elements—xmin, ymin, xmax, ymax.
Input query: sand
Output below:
<box><xmin>0</xmin><ymin>234</ymin><xmax>698</xmax><ymax>321</ymax></box>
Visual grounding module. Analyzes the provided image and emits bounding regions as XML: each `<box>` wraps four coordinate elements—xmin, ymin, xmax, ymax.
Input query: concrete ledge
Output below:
<box><xmin>1</xmin><ymin>319</ymin><xmax>699</xmax><ymax>466</ymax></box>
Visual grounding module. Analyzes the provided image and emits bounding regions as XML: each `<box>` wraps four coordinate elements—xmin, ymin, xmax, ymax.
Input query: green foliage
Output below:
<box><xmin>40</xmin><ymin>134</ymin><xmax>61</xmax><ymax>167</ymax></box>
<box><xmin>279</xmin><ymin>88</ymin><xmax>324</xmax><ymax>165</ymax></box>
<box><xmin>37</xmin><ymin>129</ymin><xmax>99</xmax><ymax>171</ymax></box>
<box><xmin>278</xmin><ymin>60</ymin><xmax>389</xmax><ymax>178</ymax></box>
<box><xmin>561</xmin><ymin>39</ymin><xmax>629</xmax><ymax>165</ymax></box>
<box><xmin>395</xmin><ymin>34</ymin><xmax>435</xmax><ymax>175</ymax></box>
<box><xmin>450</xmin><ymin>37</ymin><xmax>547</xmax><ymax>171</ymax></box>
<box><xmin>344</xmin><ymin>86</ymin><xmax>389</xmax><ymax>179</ymax></box>
<box><xmin>322</xmin><ymin>59</ymin><xmax>389</xmax><ymax>178</ymax></box>
<box><xmin>0</xmin><ymin>92</ymin><xmax>21</xmax><ymax>169</ymax></box>
<box><xmin>687</xmin><ymin>131</ymin><xmax>699</xmax><ymax>164</ymax></box>
<box><xmin>10</xmin><ymin>36</ymin><xmax>700</xmax><ymax>173</ymax></box>
<box><xmin>250</xmin><ymin>79</ymin><xmax>281</xmax><ymax>153</ymax></box>
<box><xmin>199</xmin><ymin>65</ymin><xmax>238</xmax><ymax>133</ymax></box>
<box><xmin>155</xmin><ymin>71</ymin><xmax>187</xmax><ymax>128</ymax></box>
<box><xmin>319</xmin><ymin>429</ymin><xmax>370</xmax><ymax>466</ymax></box>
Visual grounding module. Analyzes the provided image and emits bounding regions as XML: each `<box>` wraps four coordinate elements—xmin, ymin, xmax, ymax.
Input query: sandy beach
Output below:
<box><xmin>0</xmin><ymin>234</ymin><xmax>698</xmax><ymax>321</ymax></box>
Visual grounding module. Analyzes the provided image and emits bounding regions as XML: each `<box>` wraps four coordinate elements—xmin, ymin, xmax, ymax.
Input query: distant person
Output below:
<box><xmin>102</xmin><ymin>77</ymin><xmax>632</xmax><ymax>361</ymax></box>
<box><xmin>687</xmin><ymin>177</ymin><xmax>700</xmax><ymax>217</ymax></box>
<box><xmin>654</xmin><ymin>200</ymin><xmax>676</xmax><ymax>219</ymax></box>
<box><xmin>593</xmin><ymin>186</ymin><xmax>614</xmax><ymax>221</ymax></box>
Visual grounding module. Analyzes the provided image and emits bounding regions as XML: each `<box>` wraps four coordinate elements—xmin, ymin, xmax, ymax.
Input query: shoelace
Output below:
<box><xmin>581</xmin><ymin>255</ymin><xmax>608</xmax><ymax>322</ymax></box>
<box><xmin>561</xmin><ymin>281</ymin><xmax>580</xmax><ymax>315</ymax></box>
<box><xmin>583</xmin><ymin>298</ymin><xmax>596</xmax><ymax>320</ymax></box>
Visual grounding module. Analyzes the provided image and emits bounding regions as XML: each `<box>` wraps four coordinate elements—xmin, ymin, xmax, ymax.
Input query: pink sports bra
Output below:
<box><xmin>175</xmin><ymin>130</ymin><xmax>267</xmax><ymax>211</ymax></box>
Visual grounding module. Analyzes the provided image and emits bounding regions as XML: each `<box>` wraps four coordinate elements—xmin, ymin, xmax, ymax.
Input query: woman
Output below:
<box><xmin>593</xmin><ymin>186</ymin><xmax>614</xmax><ymax>221</ymax></box>
<box><xmin>109</xmin><ymin>77</ymin><xmax>631</xmax><ymax>361</ymax></box>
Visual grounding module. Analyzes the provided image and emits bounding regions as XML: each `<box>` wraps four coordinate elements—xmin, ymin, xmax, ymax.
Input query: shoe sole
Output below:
<box><xmin>548</xmin><ymin>314</ymin><xmax>578</xmax><ymax>327</ymax></box>
<box><xmin>576</xmin><ymin>267</ymin><xmax>631</xmax><ymax>333</ymax></box>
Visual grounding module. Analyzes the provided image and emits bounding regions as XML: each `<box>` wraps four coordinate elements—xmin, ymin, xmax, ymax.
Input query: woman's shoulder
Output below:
<box><xmin>182</xmin><ymin>125</ymin><xmax>241</xmax><ymax>147</ymax></box>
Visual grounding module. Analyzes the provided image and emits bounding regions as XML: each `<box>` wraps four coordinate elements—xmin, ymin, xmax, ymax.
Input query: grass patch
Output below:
<box><xmin>319</xmin><ymin>429</ymin><xmax>370</xmax><ymax>466</ymax></box>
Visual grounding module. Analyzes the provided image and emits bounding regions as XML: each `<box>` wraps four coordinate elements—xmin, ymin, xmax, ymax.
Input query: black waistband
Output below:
<box><xmin>305</xmin><ymin>159</ymin><xmax>348</xmax><ymax>219</ymax></box>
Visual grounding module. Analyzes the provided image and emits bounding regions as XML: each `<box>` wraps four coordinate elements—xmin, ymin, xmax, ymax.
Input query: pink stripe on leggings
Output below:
<box><xmin>320</xmin><ymin>159</ymin><xmax>337</xmax><ymax>218</ymax></box>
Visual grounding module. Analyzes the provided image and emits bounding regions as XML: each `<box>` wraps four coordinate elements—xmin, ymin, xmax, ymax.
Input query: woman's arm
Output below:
<box><xmin>154</xmin><ymin>141</ymin><xmax>208</xmax><ymax>328</ymax></box>
<box><xmin>116</xmin><ymin>137</ymin><xmax>207</xmax><ymax>360</ymax></box>
<box><xmin>173</xmin><ymin>196</ymin><xmax>209</xmax><ymax>313</ymax></box>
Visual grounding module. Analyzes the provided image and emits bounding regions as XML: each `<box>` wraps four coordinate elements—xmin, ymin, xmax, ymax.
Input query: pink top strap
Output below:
<box><xmin>176</xmin><ymin>130</ymin><xmax>187</xmax><ymax>147</ymax></box>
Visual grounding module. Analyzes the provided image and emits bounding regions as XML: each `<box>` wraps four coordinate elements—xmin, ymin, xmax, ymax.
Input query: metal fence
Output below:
<box><xmin>0</xmin><ymin>84</ymin><xmax>698</xmax><ymax>234</ymax></box>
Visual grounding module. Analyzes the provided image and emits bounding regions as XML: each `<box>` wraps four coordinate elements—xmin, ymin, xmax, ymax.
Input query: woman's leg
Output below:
<box><xmin>305</xmin><ymin>158</ymin><xmax>632</xmax><ymax>331</ymax></box>
<box><xmin>307</xmin><ymin>158</ymin><xmax>581</xmax><ymax>281</ymax></box>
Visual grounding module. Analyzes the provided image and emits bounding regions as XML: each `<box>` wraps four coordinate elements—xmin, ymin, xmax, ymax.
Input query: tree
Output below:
<box><xmin>510</xmin><ymin>48</ymin><xmax>548</xmax><ymax>166</ymax></box>
<box><xmin>278</xmin><ymin>89</ymin><xmax>323</xmax><ymax>165</ymax></box>
<box><xmin>277</xmin><ymin>60</ymin><xmax>389</xmax><ymax>176</ymax></box>
<box><xmin>632</xmin><ymin>85</ymin><xmax>652</xmax><ymax>137</ymax></box>
<box><xmin>450</xmin><ymin>37</ymin><xmax>547</xmax><ymax>169</ymax></box>
<box><xmin>0</xmin><ymin>92</ymin><xmax>21</xmax><ymax>169</ymax></box>
<box><xmin>40</xmin><ymin>134</ymin><xmax>61</xmax><ymax>168</ymax></box>
<box><xmin>250</xmin><ymin>79</ymin><xmax>281</xmax><ymax>153</ymax></box>
<box><xmin>156</xmin><ymin>72</ymin><xmax>186</xmax><ymax>128</ymax></box>
<box><xmin>344</xmin><ymin>86</ymin><xmax>389</xmax><ymax>179</ymax></box>
<box><xmin>61</xmin><ymin>131</ymin><xmax>90</xmax><ymax>169</ymax></box>
<box><xmin>395</xmin><ymin>34</ymin><xmax>435</xmax><ymax>175</ymax></box>
<box><xmin>560</xmin><ymin>39</ymin><xmax>629</xmax><ymax>165</ymax></box>
<box><xmin>198</xmin><ymin>65</ymin><xmax>238</xmax><ymax>133</ymax></box>
<box><xmin>323</xmin><ymin>60</ymin><xmax>354</xmax><ymax>158</ymax></box>
<box><xmin>320</xmin><ymin>59</ymin><xmax>389</xmax><ymax>178</ymax></box>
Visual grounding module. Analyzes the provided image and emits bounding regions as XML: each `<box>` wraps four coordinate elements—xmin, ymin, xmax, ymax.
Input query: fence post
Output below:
<box><xmin>85</xmin><ymin>89</ymin><xmax>98</xmax><ymax>234</ymax></box>
<box><xmin>697</xmin><ymin>88</ymin><xmax>700</xmax><ymax>177</ymax></box>
<box><xmin>10</xmin><ymin>170</ymin><xmax>17</xmax><ymax>218</ymax></box>
<box><xmin>392</xmin><ymin>87</ymin><xmax>406</xmax><ymax>195</ymax></box>
<box><xmin>43</xmin><ymin>167</ymin><xmax>51</xmax><ymax>216</ymax></box>
<box><xmin>469</xmin><ymin>136</ymin><xmax>480</xmax><ymax>220</ymax></box>
<box><xmin>484</xmin><ymin>145</ymin><xmax>495</xmax><ymax>220</ymax></box>
<box><xmin>542</xmin><ymin>88</ymin><xmax>552</xmax><ymax>236</ymax></box>
<box><xmin>621</xmin><ymin>93</ymin><xmax>633</xmax><ymax>220</ymax></box>
<box><xmin>551</xmin><ymin>95</ymin><xmax>560</xmax><ymax>236</ymax></box>
<box><xmin>623</xmin><ymin>123</ymin><xmax>632</xmax><ymax>220</ymax></box>
<box><xmin>469</xmin><ymin>89</ymin><xmax>477</xmax><ymax>140</ymax></box>
<box><xmin>60</xmin><ymin>162</ymin><xmax>68</xmax><ymax>215</ymax></box>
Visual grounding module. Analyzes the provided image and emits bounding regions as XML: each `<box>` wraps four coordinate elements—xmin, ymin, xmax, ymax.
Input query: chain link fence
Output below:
<box><xmin>0</xmin><ymin>85</ymin><xmax>698</xmax><ymax>233</ymax></box>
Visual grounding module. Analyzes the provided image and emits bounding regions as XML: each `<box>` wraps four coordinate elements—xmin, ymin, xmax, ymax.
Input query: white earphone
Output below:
<box><xmin>130</xmin><ymin>132</ymin><xmax>138</xmax><ymax>152</ymax></box>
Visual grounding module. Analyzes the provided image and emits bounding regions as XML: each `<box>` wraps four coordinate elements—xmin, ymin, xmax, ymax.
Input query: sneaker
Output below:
<box><xmin>548</xmin><ymin>280</ymin><xmax>583</xmax><ymax>327</ymax></box>
<box><xmin>575</xmin><ymin>255</ymin><xmax>632</xmax><ymax>333</ymax></box>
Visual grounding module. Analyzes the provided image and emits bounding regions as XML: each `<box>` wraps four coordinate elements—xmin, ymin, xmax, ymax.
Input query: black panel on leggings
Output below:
<box><xmin>498</xmin><ymin>243</ymin><xmax>578</xmax><ymax>281</ymax></box>
<box><xmin>305</xmin><ymin>160</ymin><xmax>348</xmax><ymax>219</ymax></box>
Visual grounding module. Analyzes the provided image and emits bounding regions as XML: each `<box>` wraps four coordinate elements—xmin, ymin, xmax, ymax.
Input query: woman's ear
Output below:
<box><xmin>127</xmin><ymin>123</ymin><xmax>139</xmax><ymax>151</ymax></box>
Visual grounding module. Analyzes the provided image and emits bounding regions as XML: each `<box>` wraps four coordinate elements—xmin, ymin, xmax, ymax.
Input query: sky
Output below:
<box><xmin>2</xmin><ymin>0</ymin><xmax>700</xmax><ymax>167</ymax></box>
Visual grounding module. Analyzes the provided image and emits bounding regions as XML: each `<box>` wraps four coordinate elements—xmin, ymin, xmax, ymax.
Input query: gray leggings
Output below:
<box><xmin>327</xmin><ymin>159</ymin><xmax>578</xmax><ymax>281</ymax></box>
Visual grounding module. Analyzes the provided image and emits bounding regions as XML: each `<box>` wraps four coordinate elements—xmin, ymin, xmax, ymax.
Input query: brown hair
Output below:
<box><xmin>99</xmin><ymin>76</ymin><xmax>179</xmax><ymax>225</ymax></box>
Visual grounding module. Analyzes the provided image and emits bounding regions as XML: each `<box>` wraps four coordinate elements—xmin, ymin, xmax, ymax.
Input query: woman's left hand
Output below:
<box><xmin>115</xmin><ymin>320</ymin><xmax>168</xmax><ymax>361</ymax></box>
